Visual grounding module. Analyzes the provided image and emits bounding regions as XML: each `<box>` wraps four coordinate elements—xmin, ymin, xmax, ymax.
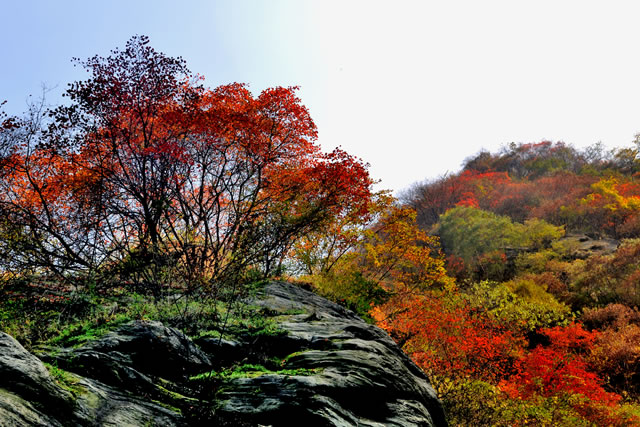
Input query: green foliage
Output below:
<box><xmin>514</xmin><ymin>238</ymin><xmax>577</xmax><ymax>276</ymax></box>
<box><xmin>438</xmin><ymin>207</ymin><xmax>564</xmax><ymax>261</ymax></box>
<box><xmin>437</xmin><ymin>206</ymin><xmax>519</xmax><ymax>264</ymax></box>
<box><xmin>432</xmin><ymin>375</ymin><xmax>628</xmax><ymax>427</ymax></box>
<box><xmin>44</xmin><ymin>363</ymin><xmax>84</xmax><ymax>397</ymax></box>
<box><xmin>434</xmin><ymin>376</ymin><xmax>511</xmax><ymax>426</ymax></box>
<box><xmin>45</xmin><ymin>291</ymin><xmax>230</xmax><ymax>348</ymax></box>
<box><xmin>514</xmin><ymin>249</ymin><xmax>558</xmax><ymax>274</ymax></box>
<box><xmin>0</xmin><ymin>274</ymin><xmax>278</xmax><ymax>350</ymax></box>
<box><xmin>0</xmin><ymin>278</ymin><xmax>92</xmax><ymax>348</ymax></box>
<box><xmin>189</xmin><ymin>364</ymin><xmax>319</xmax><ymax>382</ymax></box>
<box><xmin>436</xmin><ymin>206</ymin><xmax>563</xmax><ymax>279</ymax></box>
<box><xmin>517</xmin><ymin>218</ymin><xmax>565</xmax><ymax>249</ymax></box>
<box><xmin>306</xmin><ymin>269</ymin><xmax>389</xmax><ymax>321</ymax></box>
<box><xmin>232</xmin><ymin>312</ymin><xmax>288</xmax><ymax>338</ymax></box>
<box><xmin>463</xmin><ymin>280</ymin><xmax>571</xmax><ymax>332</ymax></box>
<box><xmin>48</xmin><ymin>314</ymin><xmax>129</xmax><ymax>348</ymax></box>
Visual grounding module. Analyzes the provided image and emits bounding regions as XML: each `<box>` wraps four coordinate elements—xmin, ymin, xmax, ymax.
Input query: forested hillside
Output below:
<box><xmin>300</xmin><ymin>140</ymin><xmax>640</xmax><ymax>425</ymax></box>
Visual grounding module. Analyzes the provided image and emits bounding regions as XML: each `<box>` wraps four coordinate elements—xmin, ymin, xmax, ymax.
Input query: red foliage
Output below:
<box><xmin>407</xmin><ymin>165</ymin><xmax>603</xmax><ymax>232</ymax></box>
<box><xmin>405</xmin><ymin>170</ymin><xmax>511</xmax><ymax>228</ymax></box>
<box><xmin>500</xmin><ymin>323</ymin><xmax>620</xmax><ymax>406</ymax></box>
<box><xmin>455</xmin><ymin>192</ymin><xmax>479</xmax><ymax>208</ymax></box>
<box><xmin>372</xmin><ymin>288</ymin><xmax>524</xmax><ymax>383</ymax></box>
<box><xmin>0</xmin><ymin>37</ymin><xmax>374</xmax><ymax>281</ymax></box>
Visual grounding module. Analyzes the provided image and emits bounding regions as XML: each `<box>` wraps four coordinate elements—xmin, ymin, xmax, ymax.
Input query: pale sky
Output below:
<box><xmin>3</xmin><ymin>1</ymin><xmax>640</xmax><ymax>192</ymax></box>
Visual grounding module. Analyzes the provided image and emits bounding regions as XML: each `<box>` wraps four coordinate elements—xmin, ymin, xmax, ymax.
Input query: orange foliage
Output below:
<box><xmin>372</xmin><ymin>287</ymin><xmax>524</xmax><ymax>384</ymax></box>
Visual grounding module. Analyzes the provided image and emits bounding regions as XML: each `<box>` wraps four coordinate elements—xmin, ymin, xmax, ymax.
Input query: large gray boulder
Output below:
<box><xmin>0</xmin><ymin>331</ymin><xmax>184</xmax><ymax>426</ymax></box>
<box><xmin>51</xmin><ymin>320</ymin><xmax>211</xmax><ymax>395</ymax></box>
<box><xmin>210</xmin><ymin>281</ymin><xmax>447</xmax><ymax>426</ymax></box>
<box><xmin>0</xmin><ymin>333</ymin><xmax>74</xmax><ymax>416</ymax></box>
<box><xmin>0</xmin><ymin>281</ymin><xmax>447</xmax><ymax>426</ymax></box>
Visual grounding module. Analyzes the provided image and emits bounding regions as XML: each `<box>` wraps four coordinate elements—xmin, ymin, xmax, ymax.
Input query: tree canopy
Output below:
<box><xmin>0</xmin><ymin>36</ymin><xmax>374</xmax><ymax>293</ymax></box>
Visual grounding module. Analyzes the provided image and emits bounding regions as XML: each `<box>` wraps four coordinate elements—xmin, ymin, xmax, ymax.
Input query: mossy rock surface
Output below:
<box><xmin>204</xmin><ymin>281</ymin><xmax>446</xmax><ymax>426</ymax></box>
<box><xmin>0</xmin><ymin>332</ymin><xmax>184</xmax><ymax>426</ymax></box>
<box><xmin>0</xmin><ymin>282</ymin><xmax>446</xmax><ymax>426</ymax></box>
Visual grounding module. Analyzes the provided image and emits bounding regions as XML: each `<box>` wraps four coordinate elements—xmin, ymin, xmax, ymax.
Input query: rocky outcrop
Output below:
<box><xmin>0</xmin><ymin>281</ymin><xmax>446</xmax><ymax>426</ymax></box>
<box><xmin>50</xmin><ymin>320</ymin><xmax>211</xmax><ymax>398</ymax></box>
<box><xmin>215</xmin><ymin>281</ymin><xmax>447</xmax><ymax>426</ymax></box>
<box><xmin>0</xmin><ymin>332</ymin><xmax>183</xmax><ymax>426</ymax></box>
<box><xmin>561</xmin><ymin>233</ymin><xmax>619</xmax><ymax>259</ymax></box>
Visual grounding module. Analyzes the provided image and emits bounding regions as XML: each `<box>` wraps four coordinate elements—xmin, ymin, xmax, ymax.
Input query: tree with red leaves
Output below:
<box><xmin>0</xmin><ymin>36</ymin><xmax>374</xmax><ymax>294</ymax></box>
<box><xmin>372</xmin><ymin>287</ymin><xmax>524</xmax><ymax>385</ymax></box>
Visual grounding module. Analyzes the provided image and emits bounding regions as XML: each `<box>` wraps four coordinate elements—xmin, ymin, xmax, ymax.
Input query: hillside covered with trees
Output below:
<box><xmin>303</xmin><ymin>140</ymin><xmax>640</xmax><ymax>425</ymax></box>
<box><xmin>2</xmin><ymin>37</ymin><xmax>640</xmax><ymax>426</ymax></box>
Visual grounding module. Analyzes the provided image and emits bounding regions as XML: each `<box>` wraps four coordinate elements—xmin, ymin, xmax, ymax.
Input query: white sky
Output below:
<box><xmin>2</xmin><ymin>1</ymin><xmax>640</xmax><ymax>192</ymax></box>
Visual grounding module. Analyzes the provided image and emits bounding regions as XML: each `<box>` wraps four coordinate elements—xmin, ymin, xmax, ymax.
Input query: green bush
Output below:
<box><xmin>306</xmin><ymin>270</ymin><xmax>389</xmax><ymax>321</ymax></box>
<box><xmin>463</xmin><ymin>280</ymin><xmax>571</xmax><ymax>333</ymax></box>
